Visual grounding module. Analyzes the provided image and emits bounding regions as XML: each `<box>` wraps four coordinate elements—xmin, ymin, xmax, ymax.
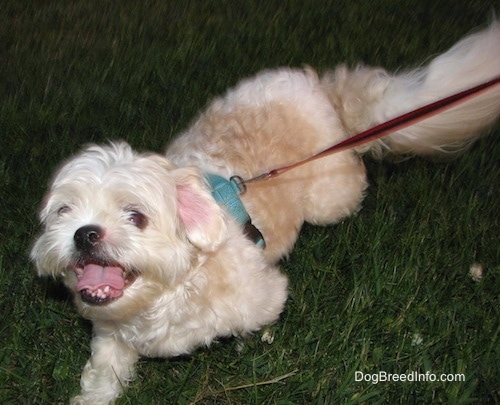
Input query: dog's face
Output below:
<box><xmin>31</xmin><ymin>142</ymin><xmax>227</xmax><ymax>320</ymax></box>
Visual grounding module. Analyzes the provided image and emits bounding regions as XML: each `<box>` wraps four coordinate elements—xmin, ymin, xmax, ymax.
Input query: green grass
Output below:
<box><xmin>1</xmin><ymin>0</ymin><xmax>499</xmax><ymax>403</ymax></box>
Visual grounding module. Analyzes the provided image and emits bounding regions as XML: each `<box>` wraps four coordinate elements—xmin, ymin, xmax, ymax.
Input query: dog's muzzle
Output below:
<box><xmin>73</xmin><ymin>225</ymin><xmax>136</xmax><ymax>305</ymax></box>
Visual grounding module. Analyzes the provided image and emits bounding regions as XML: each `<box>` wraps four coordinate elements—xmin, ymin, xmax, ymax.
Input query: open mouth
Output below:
<box><xmin>74</xmin><ymin>262</ymin><xmax>137</xmax><ymax>305</ymax></box>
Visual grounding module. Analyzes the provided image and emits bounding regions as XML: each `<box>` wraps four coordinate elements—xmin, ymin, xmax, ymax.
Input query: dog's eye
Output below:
<box><xmin>57</xmin><ymin>205</ymin><xmax>71</xmax><ymax>216</ymax></box>
<box><xmin>127</xmin><ymin>210</ymin><xmax>147</xmax><ymax>229</ymax></box>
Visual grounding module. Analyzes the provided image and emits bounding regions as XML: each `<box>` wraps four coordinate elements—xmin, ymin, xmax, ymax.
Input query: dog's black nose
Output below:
<box><xmin>74</xmin><ymin>225</ymin><xmax>103</xmax><ymax>252</ymax></box>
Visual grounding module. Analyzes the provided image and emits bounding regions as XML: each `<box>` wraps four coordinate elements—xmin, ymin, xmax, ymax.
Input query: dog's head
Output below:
<box><xmin>31</xmin><ymin>142</ymin><xmax>227</xmax><ymax>320</ymax></box>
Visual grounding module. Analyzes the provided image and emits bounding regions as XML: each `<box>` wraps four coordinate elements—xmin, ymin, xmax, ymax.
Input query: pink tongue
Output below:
<box><xmin>76</xmin><ymin>264</ymin><xmax>125</xmax><ymax>292</ymax></box>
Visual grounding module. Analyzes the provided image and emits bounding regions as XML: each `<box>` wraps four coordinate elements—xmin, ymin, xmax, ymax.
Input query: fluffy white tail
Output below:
<box><xmin>321</xmin><ymin>21</ymin><xmax>500</xmax><ymax>158</ymax></box>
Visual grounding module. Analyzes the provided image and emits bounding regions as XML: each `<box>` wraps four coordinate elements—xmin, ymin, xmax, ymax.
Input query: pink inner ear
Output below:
<box><xmin>176</xmin><ymin>184</ymin><xmax>212</xmax><ymax>232</ymax></box>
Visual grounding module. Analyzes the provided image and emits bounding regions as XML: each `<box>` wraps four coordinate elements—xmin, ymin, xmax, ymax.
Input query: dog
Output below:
<box><xmin>31</xmin><ymin>22</ymin><xmax>500</xmax><ymax>404</ymax></box>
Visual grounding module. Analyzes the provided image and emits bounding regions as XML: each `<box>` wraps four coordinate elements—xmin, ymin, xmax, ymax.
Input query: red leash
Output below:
<box><xmin>241</xmin><ymin>75</ymin><xmax>500</xmax><ymax>186</ymax></box>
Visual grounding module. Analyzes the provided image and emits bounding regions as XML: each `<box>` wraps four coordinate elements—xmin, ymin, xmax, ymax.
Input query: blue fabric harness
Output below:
<box><xmin>205</xmin><ymin>174</ymin><xmax>265</xmax><ymax>248</ymax></box>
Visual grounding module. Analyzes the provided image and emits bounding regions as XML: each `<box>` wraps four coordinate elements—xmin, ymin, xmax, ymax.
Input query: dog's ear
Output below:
<box><xmin>173</xmin><ymin>168</ymin><xmax>227</xmax><ymax>251</ymax></box>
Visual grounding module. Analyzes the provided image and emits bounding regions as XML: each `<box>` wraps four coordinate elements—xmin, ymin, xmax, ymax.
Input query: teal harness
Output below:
<box><xmin>205</xmin><ymin>174</ymin><xmax>265</xmax><ymax>248</ymax></box>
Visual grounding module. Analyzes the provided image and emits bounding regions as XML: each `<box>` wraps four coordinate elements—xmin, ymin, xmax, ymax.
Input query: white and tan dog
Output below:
<box><xmin>31</xmin><ymin>23</ymin><xmax>500</xmax><ymax>404</ymax></box>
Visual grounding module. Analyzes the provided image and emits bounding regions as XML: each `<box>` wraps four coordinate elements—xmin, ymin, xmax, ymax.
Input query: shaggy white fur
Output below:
<box><xmin>31</xmin><ymin>22</ymin><xmax>499</xmax><ymax>404</ymax></box>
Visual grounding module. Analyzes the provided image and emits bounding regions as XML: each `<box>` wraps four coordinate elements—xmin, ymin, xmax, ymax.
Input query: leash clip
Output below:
<box><xmin>229</xmin><ymin>175</ymin><xmax>247</xmax><ymax>195</ymax></box>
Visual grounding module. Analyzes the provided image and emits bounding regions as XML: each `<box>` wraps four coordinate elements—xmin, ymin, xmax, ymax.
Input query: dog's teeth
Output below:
<box><xmin>93</xmin><ymin>287</ymin><xmax>109</xmax><ymax>299</ymax></box>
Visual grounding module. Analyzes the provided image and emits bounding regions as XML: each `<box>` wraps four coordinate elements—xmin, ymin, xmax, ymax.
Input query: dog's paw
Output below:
<box><xmin>70</xmin><ymin>395</ymin><xmax>115</xmax><ymax>405</ymax></box>
<box><xmin>260</xmin><ymin>327</ymin><xmax>275</xmax><ymax>344</ymax></box>
<box><xmin>70</xmin><ymin>396</ymin><xmax>88</xmax><ymax>405</ymax></box>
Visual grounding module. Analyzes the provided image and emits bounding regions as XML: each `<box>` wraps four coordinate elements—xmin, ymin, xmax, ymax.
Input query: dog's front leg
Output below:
<box><xmin>70</xmin><ymin>332</ymin><xmax>139</xmax><ymax>405</ymax></box>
